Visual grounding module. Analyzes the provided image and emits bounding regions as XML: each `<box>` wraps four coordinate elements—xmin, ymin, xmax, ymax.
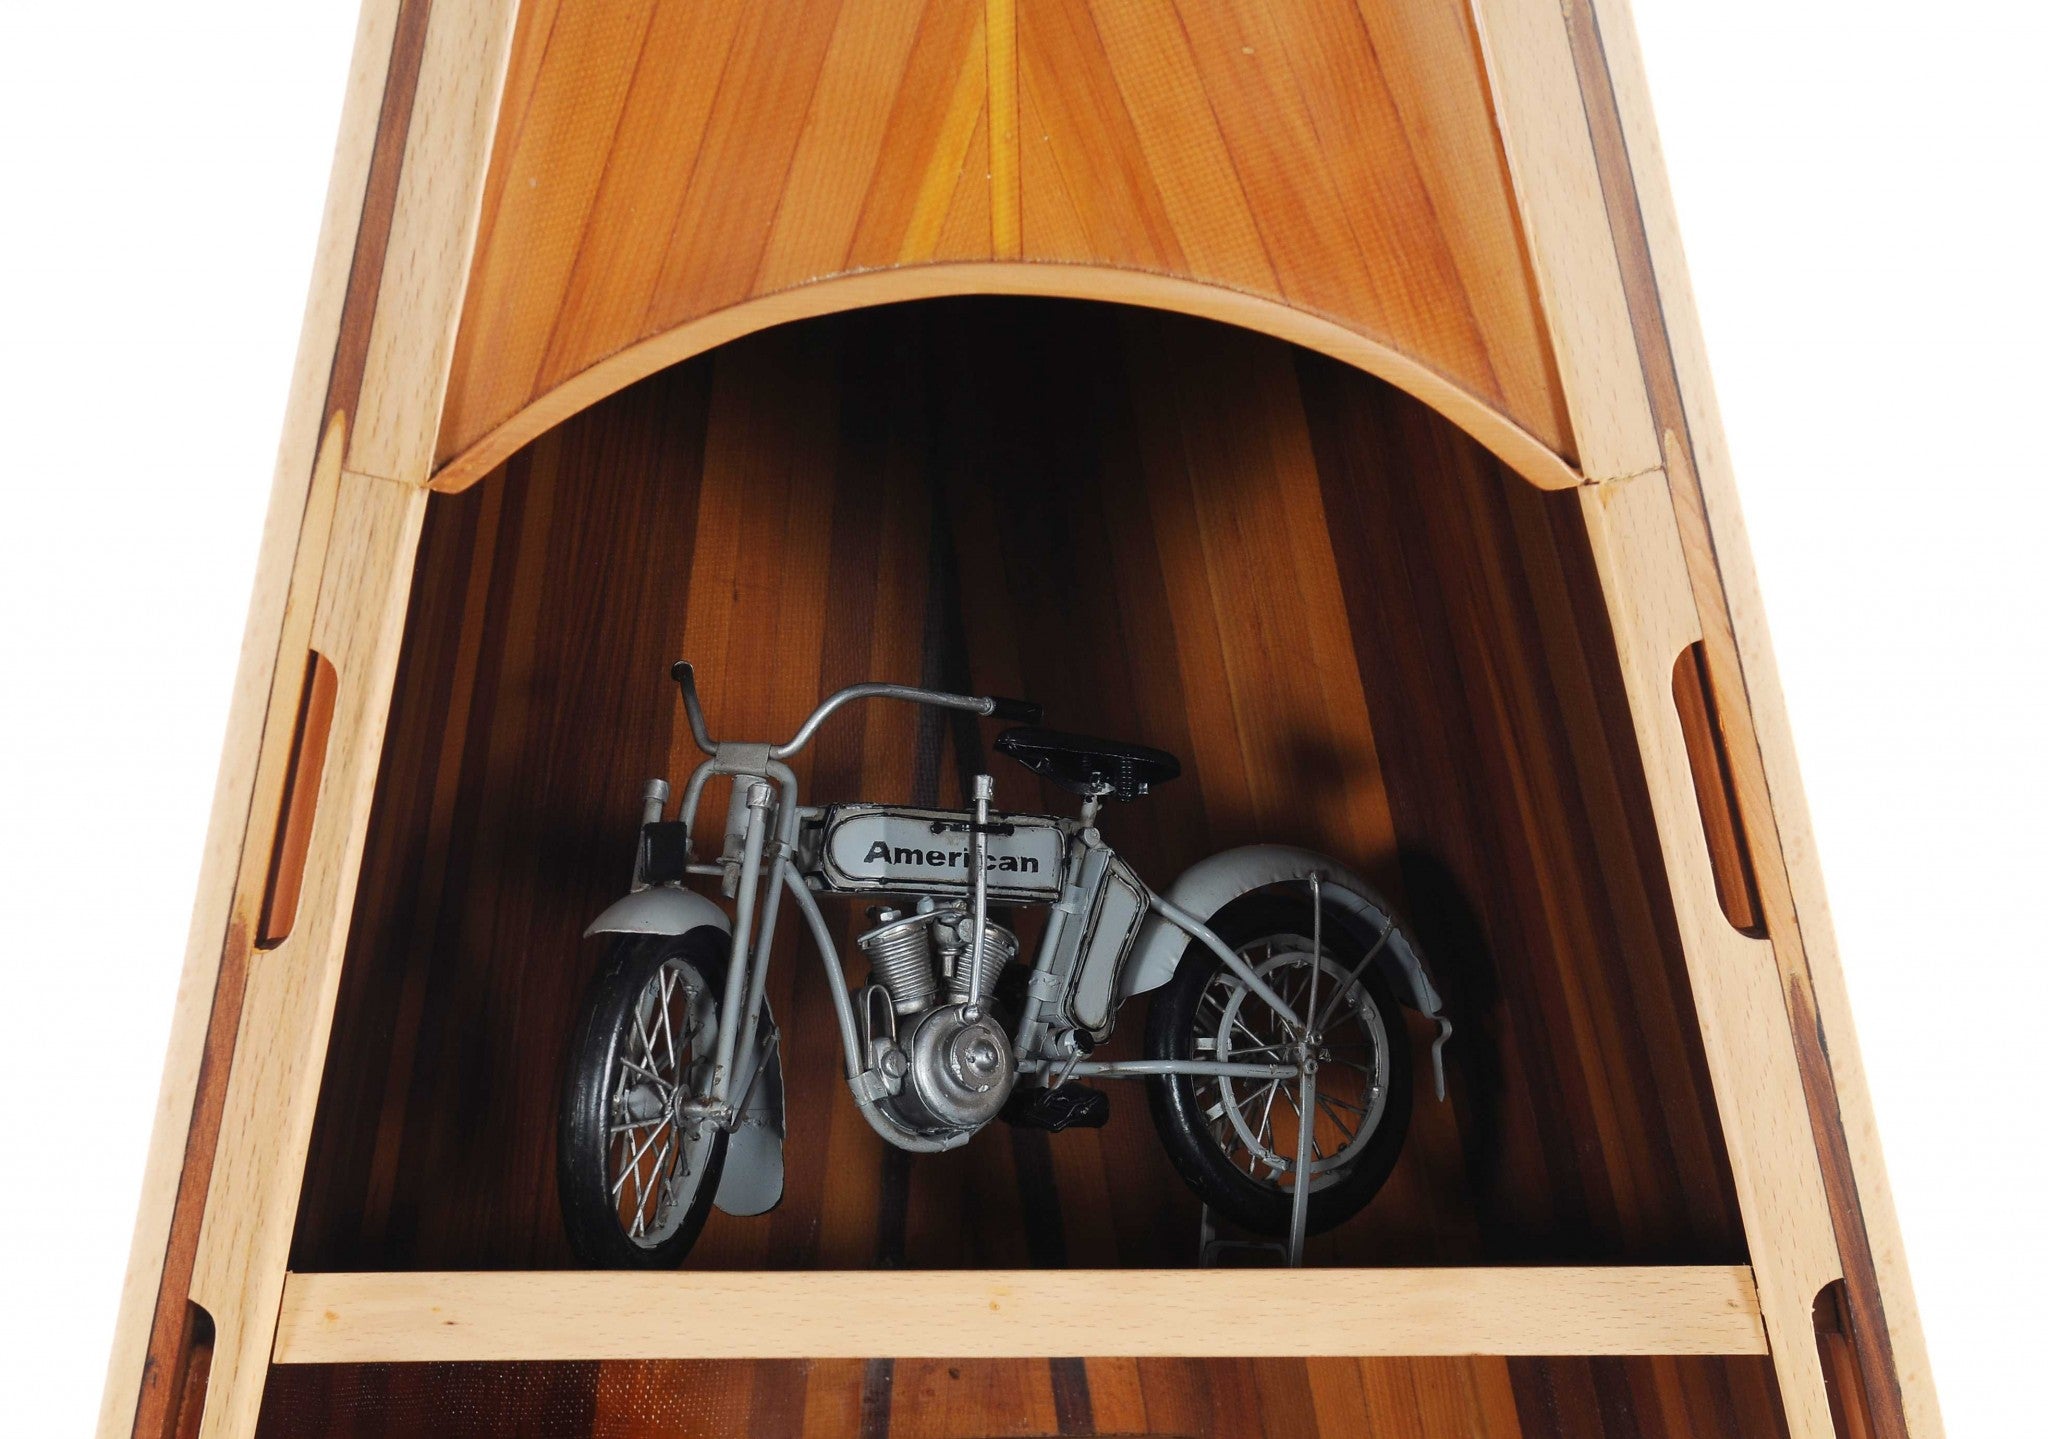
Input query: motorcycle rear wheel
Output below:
<box><xmin>557</xmin><ymin>930</ymin><xmax>730</xmax><ymax>1268</ymax></box>
<box><xmin>1144</xmin><ymin>891</ymin><xmax>1414</xmax><ymax>1238</ymax></box>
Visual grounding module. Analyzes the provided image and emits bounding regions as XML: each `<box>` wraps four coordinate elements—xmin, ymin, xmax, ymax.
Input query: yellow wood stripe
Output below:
<box><xmin>900</xmin><ymin>8</ymin><xmax>990</xmax><ymax>262</ymax></box>
<box><xmin>986</xmin><ymin>0</ymin><xmax>1020</xmax><ymax>256</ymax></box>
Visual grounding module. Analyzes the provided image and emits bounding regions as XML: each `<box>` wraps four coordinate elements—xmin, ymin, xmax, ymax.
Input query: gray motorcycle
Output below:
<box><xmin>557</xmin><ymin>664</ymin><xmax>1451</xmax><ymax>1268</ymax></box>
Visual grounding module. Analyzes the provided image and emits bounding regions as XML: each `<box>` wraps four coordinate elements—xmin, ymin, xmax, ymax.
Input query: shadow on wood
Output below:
<box><xmin>281</xmin><ymin>298</ymin><xmax>1785</xmax><ymax>1437</ymax></box>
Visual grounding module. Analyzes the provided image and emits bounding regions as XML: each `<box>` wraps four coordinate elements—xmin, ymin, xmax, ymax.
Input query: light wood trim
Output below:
<box><xmin>108</xmin><ymin>5</ymin><xmax>515</xmax><ymax>1433</ymax></box>
<box><xmin>1589</xmin><ymin>2</ymin><xmax>1941</xmax><ymax>1433</ymax></box>
<box><xmin>93</xmin><ymin>5</ymin><xmax>407</xmax><ymax>1434</ymax></box>
<box><xmin>183</xmin><ymin>472</ymin><xmax>427</xmax><ymax>1439</ymax></box>
<box><xmin>1577</xmin><ymin>471</ymin><xmax>1841</xmax><ymax>1439</ymax></box>
<box><xmin>425</xmin><ymin>261</ymin><xmax>1585</xmax><ymax>495</ymax></box>
<box><xmin>273</xmin><ymin>1266</ymin><xmax>1766</xmax><ymax>1364</ymax></box>
<box><xmin>346</xmin><ymin>0</ymin><xmax>520</xmax><ymax>484</ymax></box>
<box><xmin>1469</xmin><ymin>0</ymin><xmax>1658</xmax><ymax>481</ymax></box>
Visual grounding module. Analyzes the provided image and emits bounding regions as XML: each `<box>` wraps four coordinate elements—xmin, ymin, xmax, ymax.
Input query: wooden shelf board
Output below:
<box><xmin>273</xmin><ymin>1266</ymin><xmax>1766</xmax><ymax>1364</ymax></box>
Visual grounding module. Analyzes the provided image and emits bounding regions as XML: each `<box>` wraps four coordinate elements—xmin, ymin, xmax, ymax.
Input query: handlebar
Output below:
<box><xmin>672</xmin><ymin>661</ymin><xmax>1042</xmax><ymax>759</ymax></box>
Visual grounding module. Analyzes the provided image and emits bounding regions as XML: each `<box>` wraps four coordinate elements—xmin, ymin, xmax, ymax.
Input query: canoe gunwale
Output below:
<box><xmin>424</xmin><ymin>262</ymin><xmax>1586</xmax><ymax>497</ymax></box>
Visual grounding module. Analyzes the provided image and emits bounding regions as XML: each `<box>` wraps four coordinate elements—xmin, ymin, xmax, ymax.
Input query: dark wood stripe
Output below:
<box><xmin>322</xmin><ymin>0</ymin><xmax>436</xmax><ymax>433</ymax></box>
<box><xmin>126</xmin><ymin>7</ymin><xmax>439</xmax><ymax>1436</ymax></box>
<box><xmin>1560</xmin><ymin>6</ymin><xmax>1912</xmax><ymax>1434</ymax></box>
<box><xmin>276</xmin><ymin>298</ymin><xmax>1792</xmax><ymax>1436</ymax></box>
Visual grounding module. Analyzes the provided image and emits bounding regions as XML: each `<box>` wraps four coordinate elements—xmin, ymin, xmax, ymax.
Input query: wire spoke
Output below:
<box><xmin>609</xmin><ymin>1116</ymin><xmax>674</xmax><ymax>1197</ymax></box>
<box><xmin>616</xmin><ymin>1056</ymin><xmax>673</xmax><ymax>1094</ymax></box>
<box><xmin>655</xmin><ymin>966</ymin><xmax>680</xmax><ymax>1077</ymax></box>
<box><xmin>1316</xmin><ymin>1095</ymin><xmax>1361</xmax><ymax>1144</ymax></box>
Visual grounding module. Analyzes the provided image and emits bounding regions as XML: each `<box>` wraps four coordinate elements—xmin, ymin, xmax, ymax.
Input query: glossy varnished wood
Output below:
<box><xmin>275</xmin><ymin>300</ymin><xmax>1791</xmax><ymax>1436</ymax></box>
<box><xmin>97</xmin><ymin>0</ymin><xmax>1942</xmax><ymax>1433</ymax></box>
<box><xmin>1566</xmin><ymin>4</ymin><xmax>1930</xmax><ymax>1432</ymax></box>
<box><xmin>430</xmin><ymin>0</ymin><xmax>1573</xmax><ymax>489</ymax></box>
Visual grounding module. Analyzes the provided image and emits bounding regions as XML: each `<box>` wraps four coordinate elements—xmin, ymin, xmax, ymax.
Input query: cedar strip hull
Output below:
<box><xmin>273</xmin><ymin>300</ymin><xmax>1786</xmax><ymax>1437</ymax></box>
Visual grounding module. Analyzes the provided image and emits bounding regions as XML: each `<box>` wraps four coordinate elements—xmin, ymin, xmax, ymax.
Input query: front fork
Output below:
<box><xmin>658</xmin><ymin>761</ymin><xmax>800</xmax><ymax>1125</ymax></box>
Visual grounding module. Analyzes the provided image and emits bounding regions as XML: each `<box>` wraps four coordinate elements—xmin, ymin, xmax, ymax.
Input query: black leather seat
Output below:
<box><xmin>995</xmin><ymin>727</ymin><xmax>1181</xmax><ymax>802</ymax></box>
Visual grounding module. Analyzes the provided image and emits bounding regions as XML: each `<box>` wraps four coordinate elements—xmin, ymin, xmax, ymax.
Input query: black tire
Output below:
<box><xmin>1145</xmin><ymin>892</ymin><xmax>1414</xmax><ymax>1237</ymax></box>
<box><xmin>557</xmin><ymin>930</ymin><xmax>730</xmax><ymax>1268</ymax></box>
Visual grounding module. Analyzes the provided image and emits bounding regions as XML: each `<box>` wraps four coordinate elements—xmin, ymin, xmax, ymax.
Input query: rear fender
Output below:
<box><xmin>1120</xmin><ymin>844</ymin><xmax>1451</xmax><ymax>1099</ymax></box>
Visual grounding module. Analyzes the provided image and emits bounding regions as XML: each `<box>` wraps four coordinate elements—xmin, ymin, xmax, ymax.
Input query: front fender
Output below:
<box><xmin>1119</xmin><ymin>845</ymin><xmax>1450</xmax><ymax>1097</ymax></box>
<box><xmin>583</xmin><ymin>884</ymin><xmax>732</xmax><ymax>939</ymax></box>
<box><xmin>582</xmin><ymin>888</ymin><xmax>777</xmax><ymax>1211</ymax></box>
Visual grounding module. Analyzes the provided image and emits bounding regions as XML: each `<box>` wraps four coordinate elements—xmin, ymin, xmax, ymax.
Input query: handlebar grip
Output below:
<box><xmin>987</xmin><ymin>696</ymin><xmax>1044</xmax><ymax>724</ymax></box>
<box><xmin>671</xmin><ymin>660</ymin><xmax>717</xmax><ymax>752</ymax></box>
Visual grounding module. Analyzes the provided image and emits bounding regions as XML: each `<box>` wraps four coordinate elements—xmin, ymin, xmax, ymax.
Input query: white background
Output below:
<box><xmin>0</xmin><ymin>2</ymin><xmax>2040</xmax><ymax>1434</ymax></box>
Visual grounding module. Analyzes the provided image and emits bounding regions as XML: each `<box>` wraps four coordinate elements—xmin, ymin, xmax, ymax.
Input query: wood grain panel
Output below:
<box><xmin>1565</xmin><ymin>3</ymin><xmax>1930</xmax><ymax>1432</ymax></box>
<box><xmin>273</xmin><ymin>1267</ymin><xmax>1768</xmax><ymax>1362</ymax></box>
<box><xmin>257</xmin><ymin>1353</ymin><xmax>1793</xmax><ymax>1437</ymax></box>
<box><xmin>276</xmin><ymin>298</ymin><xmax>1792</xmax><ymax>1436</ymax></box>
<box><xmin>432</xmin><ymin>0</ymin><xmax>1573</xmax><ymax>488</ymax></box>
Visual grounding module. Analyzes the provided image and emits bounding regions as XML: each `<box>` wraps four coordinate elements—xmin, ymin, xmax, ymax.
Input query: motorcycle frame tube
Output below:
<box><xmin>707</xmin><ymin>785</ymin><xmax>772</xmax><ymax>1106</ymax></box>
<box><xmin>670</xmin><ymin>742</ymin><xmax>1312</xmax><ymax>1146</ymax></box>
<box><xmin>1147</xmin><ymin>892</ymin><xmax>1303</xmax><ymax>1027</ymax></box>
<box><xmin>1022</xmin><ymin>1059</ymin><xmax>1298</xmax><ymax>1080</ymax></box>
<box><xmin>729</xmin><ymin>763</ymin><xmax>803</xmax><ymax>1096</ymax></box>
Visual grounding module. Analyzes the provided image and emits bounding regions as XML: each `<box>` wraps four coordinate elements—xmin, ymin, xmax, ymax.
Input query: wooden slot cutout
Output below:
<box><xmin>1814</xmin><ymin>1279</ymin><xmax>1879</xmax><ymax>1439</ymax></box>
<box><xmin>258</xmin><ymin>650</ymin><xmax>339</xmax><ymax>948</ymax></box>
<box><xmin>154</xmin><ymin>1299</ymin><xmax>214</xmax><ymax>1439</ymax></box>
<box><xmin>1671</xmin><ymin>642</ymin><xmax>1767</xmax><ymax>936</ymax></box>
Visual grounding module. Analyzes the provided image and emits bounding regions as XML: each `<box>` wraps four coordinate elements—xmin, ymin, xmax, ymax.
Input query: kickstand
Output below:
<box><xmin>1198</xmin><ymin>1204</ymin><xmax>1296</xmax><ymax>1268</ymax></box>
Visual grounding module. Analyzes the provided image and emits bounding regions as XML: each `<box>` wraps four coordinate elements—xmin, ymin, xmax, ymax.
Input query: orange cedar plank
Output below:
<box><xmin>1305</xmin><ymin>1357</ymin><xmax>1377</xmax><ymax>1437</ymax></box>
<box><xmin>1166</xmin><ymin>0</ymin><xmax>1392</xmax><ymax>319</ymax></box>
<box><xmin>888</xmin><ymin>1359</ymin><xmax>1060</xmax><ymax>1439</ymax></box>
<box><xmin>1359</xmin><ymin>1357</ymin><xmax>1431</xmax><ymax>1439</ymax></box>
<box><xmin>1081</xmin><ymin>0</ymin><xmax>1277</xmax><ymax>289</ymax></box>
<box><xmin>479</xmin><ymin>0</ymin><xmax>565</xmax><ymax>231</ymax></box>
<box><xmin>437</xmin><ymin>0</ymin><xmax>1570</xmax><ymax>474</ymax></box>
<box><xmin>646</xmin><ymin>0</ymin><xmax>850</xmax><ymax>324</ymax></box>
<box><xmin>445</xmin><ymin>1</ymin><xmax>657</xmax><ymax>448</ymax></box>
<box><xmin>846</xmin><ymin>0</ymin><xmax>988</xmax><ymax>267</ymax></box>
<box><xmin>1117</xmin><ymin>316</ymin><xmax>1259</xmax><ymax>843</ymax></box>
<box><xmin>1019</xmin><ymin>0</ymin><xmax>1185</xmax><ymax>270</ymax></box>
<box><xmin>1470</xmin><ymin>1356</ymin><xmax>1529</xmax><ymax>1438</ymax></box>
<box><xmin>1252</xmin><ymin>1358</ymin><xmax>1325</xmax><ymax>1437</ymax></box>
<box><xmin>1446</xmin><ymin>469</ymin><xmax>1657</xmax><ymax>1245</ymax></box>
<box><xmin>1264</xmin><ymin>0</ymin><xmax>1501</xmax><ymax>395</ymax></box>
<box><xmin>931</xmin><ymin>102</ymin><xmax>994</xmax><ymax>261</ymax></box>
<box><xmin>1411</xmin><ymin>1357</ymin><xmax>1491</xmax><ymax>1437</ymax></box>
<box><xmin>800</xmin><ymin>1358</ymin><xmax>868</xmax><ymax>1437</ymax></box>
<box><xmin>1499</xmin><ymin>475</ymin><xmax>1736</xmax><ymax>1239</ymax></box>
<box><xmin>1159</xmin><ymin>315</ymin><xmax>1396</xmax><ymax>865</ymax></box>
<box><xmin>1016</xmin><ymin>66</ymin><xmax>1094</xmax><ymax>261</ymax></box>
<box><xmin>1356</xmin><ymin>0</ymin><xmax>1571</xmax><ymax>448</ymax></box>
<box><xmin>753</xmin><ymin>0</ymin><xmax>930</xmax><ymax>291</ymax></box>
<box><xmin>518</xmin><ymin>0</ymin><xmax>751</xmax><ymax>412</ymax></box>
<box><xmin>1082</xmin><ymin>1358</ymin><xmax>1149</xmax><ymax>1435</ymax></box>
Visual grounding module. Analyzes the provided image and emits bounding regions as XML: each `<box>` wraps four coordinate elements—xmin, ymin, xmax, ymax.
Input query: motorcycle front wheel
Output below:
<box><xmin>1144</xmin><ymin>891</ymin><xmax>1413</xmax><ymax>1237</ymax></box>
<box><xmin>557</xmin><ymin>930</ymin><xmax>729</xmax><ymax>1267</ymax></box>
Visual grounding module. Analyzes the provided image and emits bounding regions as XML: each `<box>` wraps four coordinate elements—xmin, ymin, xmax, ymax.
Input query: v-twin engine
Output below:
<box><xmin>856</xmin><ymin>904</ymin><xmax>1020</xmax><ymax>1135</ymax></box>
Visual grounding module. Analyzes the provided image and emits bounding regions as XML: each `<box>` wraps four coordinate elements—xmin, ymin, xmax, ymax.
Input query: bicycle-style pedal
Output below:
<box><xmin>1001</xmin><ymin>1083</ymin><xmax>1110</xmax><ymax>1132</ymax></box>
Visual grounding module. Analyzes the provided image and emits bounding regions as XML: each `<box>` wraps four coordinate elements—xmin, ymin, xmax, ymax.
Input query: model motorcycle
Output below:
<box><xmin>557</xmin><ymin>664</ymin><xmax>1452</xmax><ymax>1267</ymax></box>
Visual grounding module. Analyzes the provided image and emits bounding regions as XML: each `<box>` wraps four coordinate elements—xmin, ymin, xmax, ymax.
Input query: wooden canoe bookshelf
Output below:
<box><xmin>100</xmin><ymin>2</ymin><xmax>1939</xmax><ymax>1438</ymax></box>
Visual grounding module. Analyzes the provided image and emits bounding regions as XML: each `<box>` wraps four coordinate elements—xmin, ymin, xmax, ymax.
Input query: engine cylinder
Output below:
<box><xmin>856</xmin><ymin>910</ymin><xmax>938</xmax><ymax>1014</ymax></box>
<box><xmin>933</xmin><ymin>913</ymin><xmax>1018</xmax><ymax>1006</ymax></box>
